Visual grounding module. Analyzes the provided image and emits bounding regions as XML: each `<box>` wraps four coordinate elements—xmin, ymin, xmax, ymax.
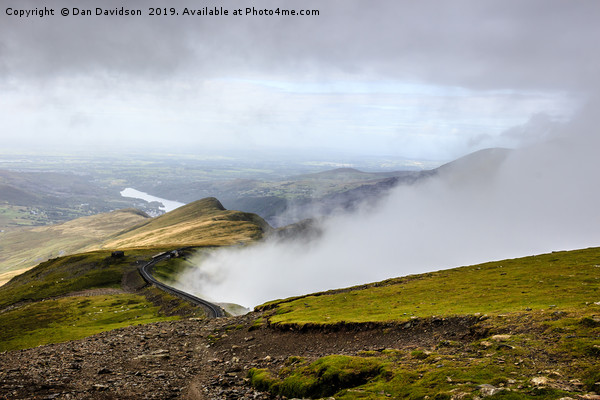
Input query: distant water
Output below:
<box><xmin>120</xmin><ymin>188</ymin><xmax>185</xmax><ymax>212</ymax></box>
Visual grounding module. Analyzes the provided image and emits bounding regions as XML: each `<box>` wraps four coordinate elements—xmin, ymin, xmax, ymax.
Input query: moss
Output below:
<box><xmin>249</xmin><ymin>316</ymin><xmax>265</xmax><ymax>331</ymax></box>
<box><xmin>583</xmin><ymin>365</ymin><xmax>600</xmax><ymax>391</ymax></box>
<box><xmin>580</xmin><ymin>316</ymin><xmax>600</xmax><ymax>328</ymax></box>
<box><xmin>248</xmin><ymin>368</ymin><xmax>278</xmax><ymax>392</ymax></box>
<box><xmin>249</xmin><ymin>355</ymin><xmax>388</xmax><ymax>399</ymax></box>
<box><xmin>411</xmin><ymin>350</ymin><xmax>430</xmax><ymax>360</ymax></box>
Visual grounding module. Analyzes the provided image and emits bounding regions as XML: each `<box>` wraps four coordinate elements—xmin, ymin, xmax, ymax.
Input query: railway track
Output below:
<box><xmin>138</xmin><ymin>250</ymin><xmax>225</xmax><ymax>318</ymax></box>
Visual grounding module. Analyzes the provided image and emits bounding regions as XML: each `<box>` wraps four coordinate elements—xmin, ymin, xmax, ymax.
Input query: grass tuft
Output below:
<box><xmin>249</xmin><ymin>355</ymin><xmax>388</xmax><ymax>399</ymax></box>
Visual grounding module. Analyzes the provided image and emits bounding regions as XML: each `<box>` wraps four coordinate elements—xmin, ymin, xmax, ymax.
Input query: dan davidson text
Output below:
<box><xmin>70</xmin><ymin>7</ymin><xmax>142</xmax><ymax>16</ymax></box>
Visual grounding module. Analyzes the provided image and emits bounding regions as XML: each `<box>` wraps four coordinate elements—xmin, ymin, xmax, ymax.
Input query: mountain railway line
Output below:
<box><xmin>138</xmin><ymin>250</ymin><xmax>225</xmax><ymax>318</ymax></box>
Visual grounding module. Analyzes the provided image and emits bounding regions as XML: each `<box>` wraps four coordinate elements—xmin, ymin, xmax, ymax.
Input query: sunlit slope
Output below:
<box><xmin>101</xmin><ymin>197</ymin><xmax>271</xmax><ymax>249</ymax></box>
<box><xmin>260</xmin><ymin>247</ymin><xmax>600</xmax><ymax>325</ymax></box>
<box><xmin>0</xmin><ymin>208</ymin><xmax>150</xmax><ymax>281</ymax></box>
<box><xmin>0</xmin><ymin>197</ymin><xmax>271</xmax><ymax>285</ymax></box>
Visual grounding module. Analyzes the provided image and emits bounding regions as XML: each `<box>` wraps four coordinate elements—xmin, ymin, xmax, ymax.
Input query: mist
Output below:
<box><xmin>3</xmin><ymin>0</ymin><xmax>599</xmax><ymax>307</ymax></box>
<box><xmin>178</xmin><ymin>102</ymin><xmax>600</xmax><ymax>308</ymax></box>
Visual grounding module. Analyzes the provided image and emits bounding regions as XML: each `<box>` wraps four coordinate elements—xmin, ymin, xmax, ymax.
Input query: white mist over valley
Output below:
<box><xmin>178</xmin><ymin>104</ymin><xmax>600</xmax><ymax>307</ymax></box>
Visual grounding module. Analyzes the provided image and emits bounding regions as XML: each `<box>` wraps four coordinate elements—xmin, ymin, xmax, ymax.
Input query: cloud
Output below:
<box><xmin>1</xmin><ymin>0</ymin><xmax>598</xmax><ymax>92</ymax></box>
<box><xmin>178</xmin><ymin>102</ymin><xmax>600</xmax><ymax>307</ymax></box>
<box><xmin>1</xmin><ymin>0</ymin><xmax>595</xmax><ymax>158</ymax></box>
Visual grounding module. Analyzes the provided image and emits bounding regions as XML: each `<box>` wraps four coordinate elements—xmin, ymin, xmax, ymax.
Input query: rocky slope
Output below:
<box><xmin>0</xmin><ymin>311</ymin><xmax>473</xmax><ymax>400</ymax></box>
<box><xmin>1</xmin><ymin>308</ymin><xmax>599</xmax><ymax>399</ymax></box>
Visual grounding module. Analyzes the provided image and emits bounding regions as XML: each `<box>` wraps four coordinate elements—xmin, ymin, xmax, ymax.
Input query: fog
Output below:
<box><xmin>178</xmin><ymin>102</ymin><xmax>600</xmax><ymax>307</ymax></box>
<box><xmin>3</xmin><ymin>0</ymin><xmax>599</xmax><ymax>306</ymax></box>
<box><xmin>2</xmin><ymin>0</ymin><xmax>597</xmax><ymax>159</ymax></box>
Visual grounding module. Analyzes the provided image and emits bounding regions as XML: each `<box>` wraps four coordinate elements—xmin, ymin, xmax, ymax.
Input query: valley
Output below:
<box><xmin>0</xmin><ymin>149</ymin><xmax>598</xmax><ymax>399</ymax></box>
<box><xmin>3</xmin><ymin>2</ymin><xmax>598</xmax><ymax>398</ymax></box>
<box><xmin>0</xmin><ymin>152</ymin><xmax>442</xmax><ymax>229</ymax></box>
<box><xmin>0</xmin><ymin>151</ymin><xmax>442</xmax><ymax>280</ymax></box>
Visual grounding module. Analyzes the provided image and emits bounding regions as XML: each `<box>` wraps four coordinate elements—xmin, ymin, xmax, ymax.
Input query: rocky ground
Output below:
<box><xmin>2</xmin><ymin>310</ymin><xmax>600</xmax><ymax>400</ymax></box>
<box><xmin>0</xmin><ymin>311</ymin><xmax>479</xmax><ymax>400</ymax></box>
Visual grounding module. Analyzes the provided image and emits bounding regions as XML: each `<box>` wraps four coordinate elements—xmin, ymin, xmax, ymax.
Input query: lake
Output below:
<box><xmin>120</xmin><ymin>188</ymin><xmax>185</xmax><ymax>212</ymax></box>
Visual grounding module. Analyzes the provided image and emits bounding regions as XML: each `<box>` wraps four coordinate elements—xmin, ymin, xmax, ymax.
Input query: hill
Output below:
<box><xmin>259</xmin><ymin>246</ymin><xmax>600</xmax><ymax>325</ymax></box>
<box><xmin>245</xmin><ymin>247</ymin><xmax>600</xmax><ymax>398</ymax></box>
<box><xmin>228</xmin><ymin>149</ymin><xmax>508</xmax><ymax>226</ymax></box>
<box><xmin>290</xmin><ymin>167</ymin><xmax>406</xmax><ymax>182</ymax></box>
<box><xmin>100</xmin><ymin>197</ymin><xmax>271</xmax><ymax>249</ymax></box>
<box><xmin>1</xmin><ymin>247</ymin><xmax>599</xmax><ymax>399</ymax></box>
<box><xmin>0</xmin><ymin>248</ymin><xmax>205</xmax><ymax>352</ymax></box>
<box><xmin>0</xmin><ymin>208</ymin><xmax>150</xmax><ymax>285</ymax></box>
<box><xmin>0</xmin><ymin>197</ymin><xmax>272</xmax><ymax>285</ymax></box>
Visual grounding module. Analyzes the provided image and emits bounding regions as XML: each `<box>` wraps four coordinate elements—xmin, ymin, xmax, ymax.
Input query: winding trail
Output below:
<box><xmin>138</xmin><ymin>250</ymin><xmax>225</xmax><ymax>318</ymax></box>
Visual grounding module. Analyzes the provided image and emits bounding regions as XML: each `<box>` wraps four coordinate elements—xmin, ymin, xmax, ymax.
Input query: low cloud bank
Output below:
<box><xmin>178</xmin><ymin>103</ymin><xmax>600</xmax><ymax>308</ymax></box>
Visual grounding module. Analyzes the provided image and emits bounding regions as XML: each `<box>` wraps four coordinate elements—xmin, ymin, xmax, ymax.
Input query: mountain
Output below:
<box><xmin>434</xmin><ymin>147</ymin><xmax>512</xmax><ymax>185</ymax></box>
<box><xmin>100</xmin><ymin>197</ymin><xmax>271</xmax><ymax>249</ymax></box>
<box><xmin>228</xmin><ymin>148</ymin><xmax>510</xmax><ymax>226</ymax></box>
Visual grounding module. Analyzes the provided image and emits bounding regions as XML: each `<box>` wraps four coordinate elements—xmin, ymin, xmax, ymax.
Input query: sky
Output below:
<box><xmin>1</xmin><ymin>0</ymin><xmax>597</xmax><ymax>161</ymax></box>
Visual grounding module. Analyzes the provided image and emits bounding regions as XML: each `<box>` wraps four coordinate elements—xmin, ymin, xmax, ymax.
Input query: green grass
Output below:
<box><xmin>250</xmin><ymin>247</ymin><xmax>600</xmax><ymax>399</ymax></box>
<box><xmin>250</xmin><ymin>310</ymin><xmax>600</xmax><ymax>399</ymax></box>
<box><xmin>0</xmin><ymin>248</ymin><xmax>207</xmax><ymax>351</ymax></box>
<box><xmin>0</xmin><ymin>294</ymin><xmax>177</xmax><ymax>352</ymax></box>
<box><xmin>0</xmin><ymin>250</ymin><xmax>150</xmax><ymax>309</ymax></box>
<box><xmin>260</xmin><ymin>247</ymin><xmax>600</xmax><ymax>326</ymax></box>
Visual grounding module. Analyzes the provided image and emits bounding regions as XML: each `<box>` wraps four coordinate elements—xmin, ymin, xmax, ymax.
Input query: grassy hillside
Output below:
<box><xmin>0</xmin><ymin>198</ymin><xmax>271</xmax><ymax>350</ymax></box>
<box><xmin>0</xmin><ymin>197</ymin><xmax>271</xmax><ymax>285</ymax></box>
<box><xmin>0</xmin><ymin>249</ymin><xmax>203</xmax><ymax>351</ymax></box>
<box><xmin>0</xmin><ymin>208</ymin><xmax>150</xmax><ymax>283</ymax></box>
<box><xmin>100</xmin><ymin>197</ymin><xmax>271</xmax><ymax>249</ymax></box>
<box><xmin>259</xmin><ymin>247</ymin><xmax>600</xmax><ymax>325</ymax></box>
<box><xmin>250</xmin><ymin>247</ymin><xmax>600</xmax><ymax>399</ymax></box>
